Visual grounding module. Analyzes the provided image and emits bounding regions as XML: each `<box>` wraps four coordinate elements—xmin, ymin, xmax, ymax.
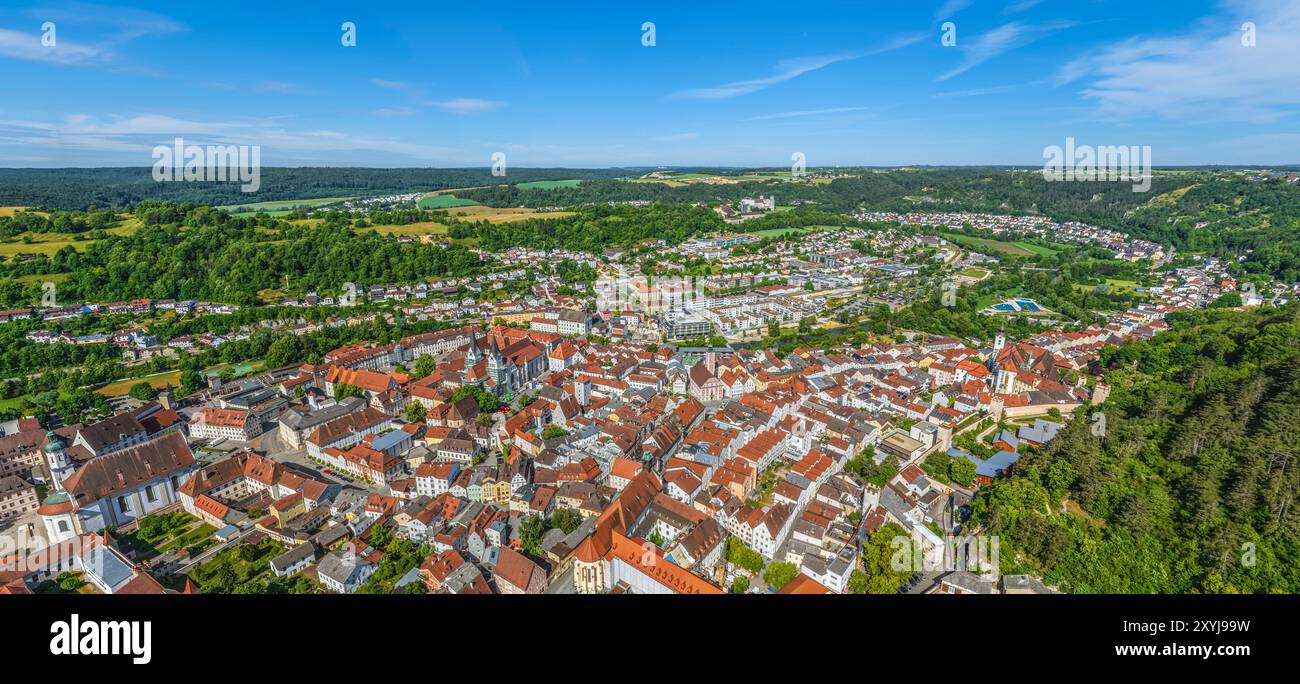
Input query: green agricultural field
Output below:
<box><xmin>1012</xmin><ymin>241</ymin><xmax>1060</xmax><ymax>257</ymax></box>
<box><xmin>749</xmin><ymin>225</ymin><xmax>834</xmax><ymax>239</ymax></box>
<box><xmin>418</xmin><ymin>194</ymin><xmax>480</xmax><ymax>210</ymax></box>
<box><xmin>365</xmin><ymin>221</ymin><xmax>451</xmax><ymax>238</ymax></box>
<box><xmin>516</xmin><ymin>179</ymin><xmax>581</xmax><ymax>190</ymax></box>
<box><xmin>749</xmin><ymin>227</ymin><xmax>811</xmax><ymax>239</ymax></box>
<box><xmin>96</xmin><ymin>360</ymin><xmax>264</xmax><ymax>397</ymax></box>
<box><xmin>942</xmin><ymin>233</ymin><xmax>1061</xmax><ymax>258</ymax></box>
<box><xmin>631</xmin><ymin>177</ymin><xmax>687</xmax><ymax>187</ymax></box>
<box><xmin>1072</xmin><ymin>278</ymin><xmax>1142</xmax><ymax>295</ymax></box>
<box><xmin>217</xmin><ymin>197</ymin><xmax>352</xmax><ymax>213</ymax></box>
<box><xmin>0</xmin><ymin>214</ymin><xmax>143</xmax><ymax>259</ymax></box>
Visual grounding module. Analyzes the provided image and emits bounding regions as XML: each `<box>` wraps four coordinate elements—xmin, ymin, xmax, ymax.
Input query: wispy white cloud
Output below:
<box><xmin>653</xmin><ymin>132</ymin><xmax>699</xmax><ymax>142</ymax></box>
<box><xmin>0</xmin><ymin>113</ymin><xmax>458</xmax><ymax>162</ymax></box>
<box><xmin>937</xmin><ymin>20</ymin><xmax>1075</xmax><ymax>81</ymax></box>
<box><xmin>371</xmin><ymin>78</ymin><xmax>416</xmax><ymax>91</ymax></box>
<box><xmin>0</xmin><ymin>3</ymin><xmax>182</xmax><ymax>67</ymax></box>
<box><xmin>672</xmin><ymin>33</ymin><xmax>924</xmax><ymax>99</ymax></box>
<box><xmin>933</xmin><ymin>81</ymin><xmax>1039</xmax><ymax>97</ymax></box>
<box><xmin>0</xmin><ymin>27</ymin><xmax>107</xmax><ymax>65</ymax></box>
<box><xmin>745</xmin><ymin>106</ymin><xmax>869</xmax><ymax>121</ymax></box>
<box><xmin>373</xmin><ymin>106</ymin><xmax>416</xmax><ymax>118</ymax></box>
<box><xmin>422</xmin><ymin>98</ymin><xmax>504</xmax><ymax>114</ymax></box>
<box><xmin>1056</xmin><ymin>1</ymin><xmax>1300</xmax><ymax>122</ymax></box>
<box><xmin>936</xmin><ymin>0</ymin><xmax>975</xmax><ymax>21</ymax></box>
<box><xmin>258</xmin><ymin>80</ymin><xmax>317</xmax><ymax>95</ymax></box>
<box><xmin>26</xmin><ymin>2</ymin><xmax>183</xmax><ymax>40</ymax></box>
<box><xmin>1206</xmin><ymin>132</ymin><xmax>1300</xmax><ymax>163</ymax></box>
<box><xmin>372</xmin><ymin>79</ymin><xmax>505</xmax><ymax>115</ymax></box>
<box><xmin>1004</xmin><ymin>0</ymin><xmax>1044</xmax><ymax>14</ymax></box>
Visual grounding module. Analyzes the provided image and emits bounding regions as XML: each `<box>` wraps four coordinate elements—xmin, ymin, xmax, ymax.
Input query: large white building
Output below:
<box><xmin>189</xmin><ymin>407</ymin><xmax>262</xmax><ymax>442</ymax></box>
<box><xmin>40</xmin><ymin>431</ymin><xmax>198</xmax><ymax>543</ymax></box>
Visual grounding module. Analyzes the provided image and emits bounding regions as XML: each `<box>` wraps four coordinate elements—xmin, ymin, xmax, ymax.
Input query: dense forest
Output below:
<box><xmin>971</xmin><ymin>304</ymin><xmax>1300</xmax><ymax>593</ymax></box>
<box><xmin>1123</xmin><ymin>177</ymin><xmax>1300</xmax><ymax>282</ymax></box>
<box><xmin>0</xmin><ymin>203</ymin><xmax>487</xmax><ymax>306</ymax></box>
<box><xmin>0</xmin><ymin>201</ymin><xmax>735</xmax><ymax>306</ymax></box>
<box><xmin>446</xmin><ymin>202</ymin><xmax>724</xmax><ymax>252</ymax></box>
<box><xmin>0</xmin><ymin>167</ymin><xmax>635</xmax><ymax>210</ymax></box>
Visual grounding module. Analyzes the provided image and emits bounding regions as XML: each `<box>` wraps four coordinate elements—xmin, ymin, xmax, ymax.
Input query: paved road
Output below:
<box><xmin>246</xmin><ymin>426</ymin><xmax>359</xmax><ymax>488</ymax></box>
<box><xmin>545</xmin><ymin>565</ymin><xmax>576</xmax><ymax>594</ymax></box>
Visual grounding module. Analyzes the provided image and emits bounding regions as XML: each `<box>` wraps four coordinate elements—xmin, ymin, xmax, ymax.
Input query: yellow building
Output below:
<box><xmin>270</xmin><ymin>492</ymin><xmax>305</xmax><ymax>528</ymax></box>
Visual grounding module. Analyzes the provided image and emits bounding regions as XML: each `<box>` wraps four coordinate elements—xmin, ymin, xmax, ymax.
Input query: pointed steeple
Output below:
<box><xmin>466</xmin><ymin>327</ymin><xmax>481</xmax><ymax>364</ymax></box>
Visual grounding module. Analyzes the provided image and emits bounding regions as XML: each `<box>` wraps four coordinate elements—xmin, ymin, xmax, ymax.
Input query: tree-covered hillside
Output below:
<box><xmin>446</xmin><ymin>202</ymin><xmax>724</xmax><ymax>252</ymax></box>
<box><xmin>0</xmin><ymin>203</ymin><xmax>487</xmax><ymax>306</ymax></box>
<box><xmin>0</xmin><ymin>167</ymin><xmax>633</xmax><ymax>210</ymax></box>
<box><xmin>972</xmin><ymin>304</ymin><xmax>1300</xmax><ymax>593</ymax></box>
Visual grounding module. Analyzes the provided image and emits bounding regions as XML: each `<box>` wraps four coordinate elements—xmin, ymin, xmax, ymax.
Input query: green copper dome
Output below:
<box><xmin>42</xmin><ymin>431</ymin><xmax>66</xmax><ymax>453</ymax></box>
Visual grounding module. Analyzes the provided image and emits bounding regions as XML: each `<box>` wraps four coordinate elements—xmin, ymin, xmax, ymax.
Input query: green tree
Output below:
<box><xmin>550</xmin><ymin>508</ymin><xmax>583</xmax><ymax>534</ymax></box>
<box><xmin>763</xmin><ymin>562</ymin><xmax>798</xmax><ymax>591</ymax></box>
<box><xmin>860</xmin><ymin>522</ymin><xmax>913</xmax><ymax>594</ymax></box>
<box><xmin>127</xmin><ymin>381</ymin><xmax>157</xmax><ymax>401</ymax></box>
<box><xmin>57</xmin><ymin>572</ymin><xmax>85</xmax><ymax>593</ymax></box>
<box><xmin>179</xmin><ymin>369</ymin><xmax>206</xmax><ymax>395</ymax></box>
<box><xmin>265</xmin><ymin>335</ymin><xmax>306</xmax><ymax>367</ymax></box>
<box><xmin>724</xmin><ymin>537</ymin><xmax>764</xmax><ymax>574</ymax></box>
<box><xmin>368</xmin><ymin>523</ymin><xmax>393</xmax><ymax>549</ymax></box>
<box><xmin>1209</xmin><ymin>292</ymin><xmax>1242</xmax><ymax>308</ymax></box>
<box><xmin>949</xmin><ymin>455</ymin><xmax>976</xmax><ymax>487</ymax></box>
<box><xmin>414</xmin><ymin>354</ymin><xmax>438</xmax><ymax>378</ymax></box>
<box><xmin>334</xmin><ymin>383</ymin><xmax>363</xmax><ymax>400</ymax></box>
<box><xmin>519</xmin><ymin>514</ymin><xmax>547</xmax><ymax>556</ymax></box>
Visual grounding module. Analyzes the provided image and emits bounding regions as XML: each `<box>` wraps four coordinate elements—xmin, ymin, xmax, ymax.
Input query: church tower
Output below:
<box><xmin>43</xmin><ymin>431</ymin><xmax>75</xmax><ymax>490</ymax></box>
<box><xmin>465</xmin><ymin>327</ymin><xmax>482</xmax><ymax>365</ymax></box>
<box><xmin>573</xmin><ymin>378</ymin><xmax>590</xmax><ymax>407</ymax></box>
<box><xmin>487</xmin><ymin>337</ymin><xmax>508</xmax><ymax>388</ymax></box>
<box><xmin>993</xmin><ymin>328</ymin><xmax>1006</xmax><ymax>352</ymax></box>
<box><xmin>990</xmin><ymin>395</ymin><xmax>1006</xmax><ymax>423</ymax></box>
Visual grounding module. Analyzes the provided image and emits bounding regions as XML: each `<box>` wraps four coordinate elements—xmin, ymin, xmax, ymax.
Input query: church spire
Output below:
<box><xmin>466</xmin><ymin>327</ymin><xmax>481</xmax><ymax>364</ymax></box>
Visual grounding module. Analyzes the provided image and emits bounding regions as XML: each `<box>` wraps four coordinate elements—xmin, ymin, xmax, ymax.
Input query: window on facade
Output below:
<box><xmin>58</xmin><ymin>520</ymin><xmax>69</xmax><ymax>533</ymax></box>
<box><xmin>118</xmin><ymin>496</ymin><xmax>129</xmax><ymax>513</ymax></box>
<box><xmin>146</xmin><ymin>486</ymin><xmax>157</xmax><ymax>503</ymax></box>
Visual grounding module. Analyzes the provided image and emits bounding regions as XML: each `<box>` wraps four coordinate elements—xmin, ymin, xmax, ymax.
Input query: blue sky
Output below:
<box><xmin>0</xmin><ymin>0</ymin><xmax>1297</xmax><ymax>167</ymax></box>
